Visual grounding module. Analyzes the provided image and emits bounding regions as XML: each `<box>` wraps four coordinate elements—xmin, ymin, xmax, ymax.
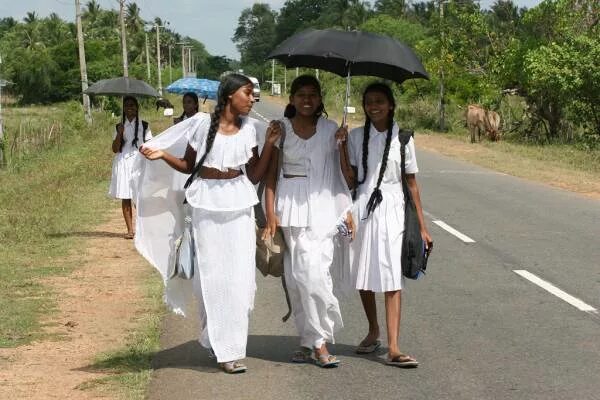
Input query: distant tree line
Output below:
<box><xmin>233</xmin><ymin>0</ymin><xmax>599</xmax><ymax>141</ymax></box>
<box><xmin>0</xmin><ymin>1</ymin><xmax>233</xmax><ymax>105</ymax></box>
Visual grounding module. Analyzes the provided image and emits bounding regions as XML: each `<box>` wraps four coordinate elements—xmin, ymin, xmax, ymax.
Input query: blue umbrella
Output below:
<box><xmin>166</xmin><ymin>78</ymin><xmax>220</xmax><ymax>100</ymax></box>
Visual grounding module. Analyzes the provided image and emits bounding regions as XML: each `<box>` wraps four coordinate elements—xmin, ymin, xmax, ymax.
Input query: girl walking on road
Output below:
<box><xmin>139</xmin><ymin>74</ymin><xmax>281</xmax><ymax>373</ymax></box>
<box><xmin>337</xmin><ymin>82</ymin><xmax>432</xmax><ymax>367</ymax></box>
<box><xmin>263</xmin><ymin>75</ymin><xmax>354</xmax><ymax>368</ymax></box>
<box><xmin>108</xmin><ymin>96</ymin><xmax>152</xmax><ymax>239</ymax></box>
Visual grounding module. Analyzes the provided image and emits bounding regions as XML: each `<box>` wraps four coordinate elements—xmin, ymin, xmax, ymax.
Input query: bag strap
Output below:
<box><xmin>255</xmin><ymin>120</ymin><xmax>286</xmax><ymax>227</ymax></box>
<box><xmin>398</xmin><ymin>129</ymin><xmax>414</xmax><ymax>203</ymax></box>
<box><xmin>141</xmin><ymin>120</ymin><xmax>149</xmax><ymax>143</ymax></box>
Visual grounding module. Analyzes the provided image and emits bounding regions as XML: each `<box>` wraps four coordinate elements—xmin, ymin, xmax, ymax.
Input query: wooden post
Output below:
<box><xmin>75</xmin><ymin>0</ymin><xmax>92</xmax><ymax>124</ymax></box>
<box><xmin>119</xmin><ymin>0</ymin><xmax>129</xmax><ymax>77</ymax></box>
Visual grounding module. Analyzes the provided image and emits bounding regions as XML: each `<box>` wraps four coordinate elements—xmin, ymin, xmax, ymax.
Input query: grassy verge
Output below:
<box><xmin>0</xmin><ymin>102</ymin><xmax>116</xmax><ymax>347</ymax></box>
<box><xmin>76</xmin><ymin>271</ymin><xmax>164</xmax><ymax>400</ymax></box>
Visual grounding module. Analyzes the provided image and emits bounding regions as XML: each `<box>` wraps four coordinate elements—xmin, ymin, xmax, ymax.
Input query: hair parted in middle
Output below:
<box><xmin>179</xmin><ymin>92</ymin><xmax>199</xmax><ymax>120</ymax></box>
<box><xmin>184</xmin><ymin>73</ymin><xmax>253</xmax><ymax>188</ymax></box>
<box><xmin>284</xmin><ymin>74</ymin><xmax>327</xmax><ymax>121</ymax></box>
<box><xmin>359</xmin><ymin>82</ymin><xmax>397</xmax><ymax>217</ymax></box>
<box><xmin>120</xmin><ymin>96</ymin><xmax>147</xmax><ymax>152</ymax></box>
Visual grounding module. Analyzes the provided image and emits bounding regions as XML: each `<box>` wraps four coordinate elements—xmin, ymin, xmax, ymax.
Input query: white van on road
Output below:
<box><xmin>248</xmin><ymin>76</ymin><xmax>260</xmax><ymax>102</ymax></box>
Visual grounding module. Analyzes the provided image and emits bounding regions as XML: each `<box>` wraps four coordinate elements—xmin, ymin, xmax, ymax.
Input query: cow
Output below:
<box><xmin>155</xmin><ymin>98</ymin><xmax>174</xmax><ymax>111</ymax></box>
<box><xmin>466</xmin><ymin>104</ymin><xmax>501</xmax><ymax>143</ymax></box>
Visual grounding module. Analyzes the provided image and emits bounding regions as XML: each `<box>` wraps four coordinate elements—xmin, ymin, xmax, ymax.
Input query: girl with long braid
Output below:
<box><xmin>138</xmin><ymin>74</ymin><xmax>280</xmax><ymax>374</ymax></box>
<box><xmin>337</xmin><ymin>82</ymin><xmax>432</xmax><ymax>367</ymax></box>
<box><xmin>173</xmin><ymin>92</ymin><xmax>199</xmax><ymax>124</ymax></box>
<box><xmin>263</xmin><ymin>75</ymin><xmax>354</xmax><ymax>368</ymax></box>
<box><xmin>109</xmin><ymin>96</ymin><xmax>152</xmax><ymax>239</ymax></box>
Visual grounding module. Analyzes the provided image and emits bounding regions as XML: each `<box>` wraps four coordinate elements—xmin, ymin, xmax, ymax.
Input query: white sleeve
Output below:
<box><xmin>404</xmin><ymin>137</ymin><xmax>419</xmax><ymax>174</ymax></box>
<box><xmin>347</xmin><ymin>128</ymin><xmax>361</xmax><ymax>167</ymax></box>
<box><xmin>185</xmin><ymin>113</ymin><xmax>210</xmax><ymax>151</ymax></box>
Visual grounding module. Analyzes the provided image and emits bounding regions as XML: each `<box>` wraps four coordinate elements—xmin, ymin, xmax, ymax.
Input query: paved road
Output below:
<box><xmin>147</xmin><ymin>98</ymin><xmax>600</xmax><ymax>400</ymax></box>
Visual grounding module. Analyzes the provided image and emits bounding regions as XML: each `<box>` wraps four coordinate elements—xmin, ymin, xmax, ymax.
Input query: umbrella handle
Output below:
<box><xmin>337</xmin><ymin>67</ymin><xmax>351</xmax><ymax>146</ymax></box>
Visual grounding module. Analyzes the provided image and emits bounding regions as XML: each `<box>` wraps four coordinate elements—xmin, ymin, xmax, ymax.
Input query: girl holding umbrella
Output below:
<box><xmin>263</xmin><ymin>75</ymin><xmax>354</xmax><ymax>368</ymax></box>
<box><xmin>109</xmin><ymin>96</ymin><xmax>152</xmax><ymax>239</ymax></box>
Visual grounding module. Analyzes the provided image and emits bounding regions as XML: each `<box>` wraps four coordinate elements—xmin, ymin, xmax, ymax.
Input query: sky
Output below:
<box><xmin>1</xmin><ymin>0</ymin><xmax>543</xmax><ymax>59</ymax></box>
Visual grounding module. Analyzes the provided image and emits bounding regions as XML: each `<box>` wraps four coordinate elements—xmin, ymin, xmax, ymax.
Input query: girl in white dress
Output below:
<box><xmin>139</xmin><ymin>74</ymin><xmax>281</xmax><ymax>373</ymax></box>
<box><xmin>263</xmin><ymin>75</ymin><xmax>354</xmax><ymax>368</ymax></box>
<box><xmin>173</xmin><ymin>92</ymin><xmax>199</xmax><ymax>124</ymax></box>
<box><xmin>109</xmin><ymin>96</ymin><xmax>152</xmax><ymax>239</ymax></box>
<box><xmin>338</xmin><ymin>82</ymin><xmax>432</xmax><ymax>367</ymax></box>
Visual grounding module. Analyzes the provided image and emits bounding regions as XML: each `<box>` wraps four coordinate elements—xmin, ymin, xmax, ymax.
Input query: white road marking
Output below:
<box><xmin>432</xmin><ymin>220</ymin><xmax>476</xmax><ymax>243</ymax></box>
<box><xmin>513</xmin><ymin>270</ymin><xmax>598</xmax><ymax>313</ymax></box>
<box><xmin>251</xmin><ymin>109</ymin><xmax>269</xmax><ymax>122</ymax></box>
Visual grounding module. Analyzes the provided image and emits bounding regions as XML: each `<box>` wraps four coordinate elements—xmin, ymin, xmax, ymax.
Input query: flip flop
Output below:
<box><xmin>220</xmin><ymin>361</ymin><xmax>247</xmax><ymax>374</ymax></box>
<box><xmin>291</xmin><ymin>347</ymin><xmax>312</xmax><ymax>363</ymax></box>
<box><xmin>312</xmin><ymin>353</ymin><xmax>340</xmax><ymax>368</ymax></box>
<box><xmin>355</xmin><ymin>339</ymin><xmax>382</xmax><ymax>354</ymax></box>
<box><xmin>386</xmin><ymin>354</ymin><xmax>419</xmax><ymax>368</ymax></box>
<box><xmin>124</xmin><ymin>232</ymin><xmax>135</xmax><ymax>239</ymax></box>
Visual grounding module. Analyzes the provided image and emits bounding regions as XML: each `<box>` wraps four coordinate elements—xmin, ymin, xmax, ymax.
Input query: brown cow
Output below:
<box><xmin>466</xmin><ymin>104</ymin><xmax>501</xmax><ymax>143</ymax></box>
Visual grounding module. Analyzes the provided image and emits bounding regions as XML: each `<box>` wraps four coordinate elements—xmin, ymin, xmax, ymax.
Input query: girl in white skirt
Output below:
<box><xmin>109</xmin><ymin>96</ymin><xmax>152</xmax><ymax>239</ymax></box>
<box><xmin>338</xmin><ymin>82</ymin><xmax>432</xmax><ymax>367</ymax></box>
<box><xmin>263</xmin><ymin>75</ymin><xmax>354</xmax><ymax>368</ymax></box>
<box><xmin>139</xmin><ymin>74</ymin><xmax>281</xmax><ymax>373</ymax></box>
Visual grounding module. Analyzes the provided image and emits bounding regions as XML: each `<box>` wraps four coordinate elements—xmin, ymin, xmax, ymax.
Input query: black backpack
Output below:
<box><xmin>398</xmin><ymin>130</ymin><xmax>430</xmax><ymax>279</ymax></box>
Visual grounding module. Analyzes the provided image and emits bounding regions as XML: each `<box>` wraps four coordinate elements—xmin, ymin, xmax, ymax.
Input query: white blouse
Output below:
<box><xmin>113</xmin><ymin>118</ymin><xmax>153</xmax><ymax>154</ymax></box>
<box><xmin>348</xmin><ymin>123</ymin><xmax>419</xmax><ymax>219</ymax></box>
<box><xmin>183</xmin><ymin>113</ymin><xmax>259</xmax><ymax>211</ymax></box>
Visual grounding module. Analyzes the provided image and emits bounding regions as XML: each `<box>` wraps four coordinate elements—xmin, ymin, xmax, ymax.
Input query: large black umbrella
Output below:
<box><xmin>267</xmin><ymin>29</ymin><xmax>428</xmax><ymax>123</ymax></box>
<box><xmin>84</xmin><ymin>76</ymin><xmax>160</xmax><ymax>97</ymax></box>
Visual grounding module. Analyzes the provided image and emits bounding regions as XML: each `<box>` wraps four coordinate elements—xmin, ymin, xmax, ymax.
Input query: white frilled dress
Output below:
<box><xmin>275</xmin><ymin>117</ymin><xmax>353</xmax><ymax>349</ymax></box>
<box><xmin>108</xmin><ymin>118</ymin><xmax>152</xmax><ymax>199</ymax></box>
<box><xmin>132</xmin><ymin>112</ymin><xmax>259</xmax><ymax>363</ymax></box>
<box><xmin>347</xmin><ymin>123</ymin><xmax>419</xmax><ymax>292</ymax></box>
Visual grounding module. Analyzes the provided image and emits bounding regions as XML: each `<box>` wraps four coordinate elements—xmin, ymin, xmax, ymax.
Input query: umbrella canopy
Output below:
<box><xmin>84</xmin><ymin>76</ymin><xmax>160</xmax><ymax>97</ymax></box>
<box><xmin>166</xmin><ymin>78</ymin><xmax>220</xmax><ymax>100</ymax></box>
<box><xmin>267</xmin><ymin>28</ymin><xmax>428</xmax><ymax>83</ymax></box>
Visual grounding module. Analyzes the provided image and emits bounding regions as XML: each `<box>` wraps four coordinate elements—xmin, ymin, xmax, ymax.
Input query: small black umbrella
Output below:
<box><xmin>84</xmin><ymin>76</ymin><xmax>160</xmax><ymax>97</ymax></box>
<box><xmin>267</xmin><ymin>29</ymin><xmax>428</xmax><ymax>123</ymax></box>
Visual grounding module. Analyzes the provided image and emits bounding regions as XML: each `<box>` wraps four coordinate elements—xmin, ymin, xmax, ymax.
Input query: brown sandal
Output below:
<box><xmin>220</xmin><ymin>361</ymin><xmax>247</xmax><ymax>374</ymax></box>
<box><xmin>124</xmin><ymin>232</ymin><xmax>135</xmax><ymax>239</ymax></box>
<box><xmin>386</xmin><ymin>353</ymin><xmax>419</xmax><ymax>368</ymax></box>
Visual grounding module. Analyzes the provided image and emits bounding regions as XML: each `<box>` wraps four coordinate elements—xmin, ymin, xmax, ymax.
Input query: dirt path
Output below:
<box><xmin>0</xmin><ymin>208</ymin><xmax>151</xmax><ymax>399</ymax></box>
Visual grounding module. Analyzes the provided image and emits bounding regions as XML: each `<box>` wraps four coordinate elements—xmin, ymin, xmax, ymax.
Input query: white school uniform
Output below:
<box><xmin>132</xmin><ymin>112</ymin><xmax>258</xmax><ymax>363</ymax></box>
<box><xmin>347</xmin><ymin>123</ymin><xmax>419</xmax><ymax>292</ymax></box>
<box><xmin>275</xmin><ymin>117</ymin><xmax>352</xmax><ymax>349</ymax></box>
<box><xmin>108</xmin><ymin>118</ymin><xmax>152</xmax><ymax>199</ymax></box>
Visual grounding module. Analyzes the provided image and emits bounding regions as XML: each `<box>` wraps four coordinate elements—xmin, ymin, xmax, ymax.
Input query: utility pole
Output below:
<box><xmin>188</xmin><ymin>47</ymin><xmax>192</xmax><ymax>75</ymax></box>
<box><xmin>145</xmin><ymin>31</ymin><xmax>151</xmax><ymax>82</ymax></box>
<box><xmin>168</xmin><ymin>44</ymin><xmax>172</xmax><ymax>84</ymax></box>
<box><xmin>155</xmin><ymin>22</ymin><xmax>163</xmax><ymax>96</ymax></box>
<box><xmin>180</xmin><ymin>43</ymin><xmax>186</xmax><ymax>78</ymax></box>
<box><xmin>0</xmin><ymin>55</ymin><xmax>4</xmax><ymax>167</ymax></box>
<box><xmin>119</xmin><ymin>0</ymin><xmax>128</xmax><ymax>77</ymax></box>
<box><xmin>296</xmin><ymin>67</ymin><xmax>299</xmax><ymax>77</ymax></box>
<box><xmin>438</xmin><ymin>0</ymin><xmax>445</xmax><ymax>131</ymax></box>
<box><xmin>284</xmin><ymin>67</ymin><xmax>287</xmax><ymax>94</ymax></box>
<box><xmin>75</xmin><ymin>0</ymin><xmax>92</xmax><ymax>124</ymax></box>
<box><xmin>271</xmin><ymin>59</ymin><xmax>275</xmax><ymax>95</ymax></box>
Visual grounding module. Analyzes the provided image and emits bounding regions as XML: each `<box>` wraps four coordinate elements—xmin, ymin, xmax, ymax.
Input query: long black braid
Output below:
<box><xmin>120</xmin><ymin>96</ymin><xmax>143</xmax><ymax>152</ymax></box>
<box><xmin>184</xmin><ymin>74</ymin><xmax>252</xmax><ymax>188</ymax></box>
<box><xmin>361</xmin><ymin>83</ymin><xmax>397</xmax><ymax>217</ymax></box>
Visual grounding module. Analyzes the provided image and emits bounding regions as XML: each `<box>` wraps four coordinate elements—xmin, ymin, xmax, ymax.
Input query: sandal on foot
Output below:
<box><xmin>312</xmin><ymin>353</ymin><xmax>340</xmax><ymax>368</ymax></box>
<box><xmin>124</xmin><ymin>232</ymin><xmax>135</xmax><ymax>239</ymax></box>
<box><xmin>220</xmin><ymin>361</ymin><xmax>247</xmax><ymax>374</ymax></box>
<box><xmin>386</xmin><ymin>354</ymin><xmax>419</xmax><ymax>368</ymax></box>
<box><xmin>355</xmin><ymin>339</ymin><xmax>382</xmax><ymax>354</ymax></box>
<box><xmin>291</xmin><ymin>347</ymin><xmax>312</xmax><ymax>363</ymax></box>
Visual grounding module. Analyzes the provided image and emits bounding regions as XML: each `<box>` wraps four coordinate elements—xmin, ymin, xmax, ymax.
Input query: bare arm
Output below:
<box><xmin>262</xmin><ymin>148</ymin><xmax>280</xmax><ymax>239</ymax></box>
<box><xmin>406</xmin><ymin>174</ymin><xmax>433</xmax><ymax>248</ymax></box>
<box><xmin>111</xmin><ymin>124</ymin><xmax>124</xmax><ymax>153</ymax></box>
<box><xmin>246</xmin><ymin>121</ymin><xmax>282</xmax><ymax>184</ymax></box>
<box><xmin>139</xmin><ymin>144</ymin><xmax>197</xmax><ymax>174</ymax></box>
<box><xmin>335</xmin><ymin>126</ymin><xmax>356</xmax><ymax>189</ymax></box>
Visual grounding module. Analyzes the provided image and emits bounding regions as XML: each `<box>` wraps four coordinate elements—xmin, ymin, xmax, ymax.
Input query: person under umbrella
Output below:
<box><xmin>173</xmin><ymin>92</ymin><xmax>199</xmax><ymax>125</ymax></box>
<box><xmin>262</xmin><ymin>75</ymin><xmax>354</xmax><ymax>368</ymax></box>
<box><xmin>108</xmin><ymin>96</ymin><xmax>152</xmax><ymax>239</ymax></box>
<box><xmin>337</xmin><ymin>82</ymin><xmax>432</xmax><ymax>367</ymax></box>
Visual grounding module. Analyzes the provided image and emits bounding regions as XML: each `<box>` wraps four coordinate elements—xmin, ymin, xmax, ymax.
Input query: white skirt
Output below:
<box><xmin>282</xmin><ymin>227</ymin><xmax>343</xmax><ymax>348</ymax></box>
<box><xmin>108</xmin><ymin>150</ymin><xmax>138</xmax><ymax>199</ymax></box>
<box><xmin>350</xmin><ymin>189</ymin><xmax>406</xmax><ymax>292</ymax></box>
<box><xmin>191</xmin><ymin>207</ymin><xmax>256</xmax><ymax>363</ymax></box>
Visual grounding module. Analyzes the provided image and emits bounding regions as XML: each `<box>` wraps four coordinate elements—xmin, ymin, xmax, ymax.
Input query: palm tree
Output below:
<box><xmin>23</xmin><ymin>11</ymin><xmax>38</xmax><ymax>24</ymax></box>
<box><xmin>126</xmin><ymin>2</ymin><xmax>145</xmax><ymax>34</ymax></box>
<box><xmin>84</xmin><ymin>0</ymin><xmax>101</xmax><ymax>24</ymax></box>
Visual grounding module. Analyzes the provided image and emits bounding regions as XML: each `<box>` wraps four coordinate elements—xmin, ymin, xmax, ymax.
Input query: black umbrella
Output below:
<box><xmin>84</xmin><ymin>76</ymin><xmax>160</xmax><ymax>97</ymax></box>
<box><xmin>267</xmin><ymin>29</ymin><xmax>428</xmax><ymax>123</ymax></box>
